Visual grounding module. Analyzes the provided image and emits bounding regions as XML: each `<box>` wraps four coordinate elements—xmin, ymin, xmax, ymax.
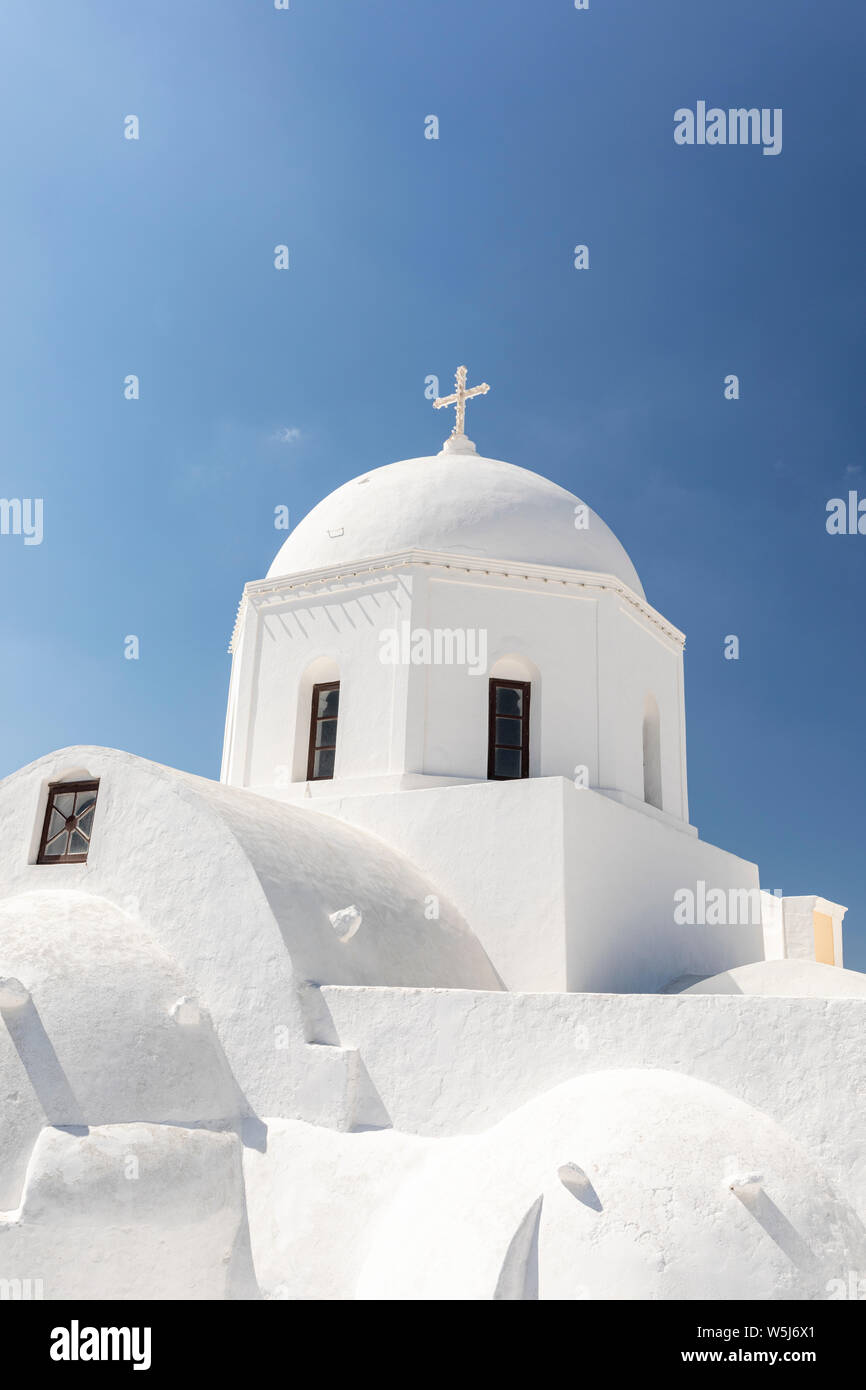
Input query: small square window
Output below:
<box><xmin>37</xmin><ymin>780</ymin><xmax>99</xmax><ymax>864</ymax></box>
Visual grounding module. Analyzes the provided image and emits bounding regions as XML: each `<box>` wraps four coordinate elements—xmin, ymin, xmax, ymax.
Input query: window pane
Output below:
<box><xmin>495</xmin><ymin>685</ymin><xmax>522</xmax><ymax>716</ymax></box>
<box><xmin>39</xmin><ymin>780</ymin><xmax>98</xmax><ymax>863</ymax></box>
<box><xmin>495</xmin><ymin>717</ymin><xmax>522</xmax><ymax>748</ymax></box>
<box><xmin>494</xmin><ymin>747</ymin><xmax>521</xmax><ymax>779</ymax></box>
<box><xmin>313</xmin><ymin>747</ymin><xmax>335</xmax><ymax>779</ymax></box>
<box><xmin>317</xmin><ymin>688</ymin><xmax>340</xmax><ymax>718</ymax></box>
<box><xmin>317</xmin><ymin>718</ymin><xmax>338</xmax><ymax>749</ymax></box>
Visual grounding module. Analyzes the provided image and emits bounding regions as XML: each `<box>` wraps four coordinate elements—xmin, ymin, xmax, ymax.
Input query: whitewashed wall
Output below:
<box><xmin>319</xmin><ymin>985</ymin><xmax>866</xmax><ymax>1213</ymax></box>
<box><xmin>307</xmin><ymin>777</ymin><xmax>762</xmax><ymax>992</ymax></box>
<box><xmin>223</xmin><ymin>555</ymin><xmax>690</xmax><ymax>823</ymax></box>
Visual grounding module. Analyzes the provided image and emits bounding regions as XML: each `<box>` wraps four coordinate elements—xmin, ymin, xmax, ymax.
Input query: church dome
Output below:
<box><xmin>356</xmin><ymin>1069</ymin><xmax>866</xmax><ymax>1299</ymax></box>
<box><xmin>268</xmin><ymin>450</ymin><xmax>645</xmax><ymax>598</ymax></box>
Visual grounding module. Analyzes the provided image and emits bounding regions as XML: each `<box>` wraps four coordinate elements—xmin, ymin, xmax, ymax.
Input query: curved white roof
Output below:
<box><xmin>356</xmin><ymin>1069</ymin><xmax>865</xmax><ymax>1300</ymax></box>
<box><xmin>0</xmin><ymin>747</ymin><xmax>501</xmax><ymax>998</ymax></box>
<box><xmin>268</xmin><ymin>451</ymin><xmax>645</xmax><ymax>598</ymax></box>
<box><xmin>0</xmin><ymin>890</ymin><xmax>237</xmax><ymax>1184</ymax></box>
<box><xmin>682</xmin><ymin>959</ymin><xmax>866</xmax><ymax>998</ymax></box>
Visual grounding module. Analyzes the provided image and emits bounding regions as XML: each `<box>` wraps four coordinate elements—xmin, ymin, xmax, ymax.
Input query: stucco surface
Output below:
<box><xmin>319</xmin><ymin>985</ymin><xmax>866</xmax><ymax>1214</ymax></box>
<box><xmin>267</xmin><ymin>451</ymin><xmax>645</xmax><ymax>596</ymax></box>
<box><xmin>241</xmin><ymin>1071</ymin><xmax>865</xmax><ymax>1301</ymax></box>
<box><xmin>312</xmin><ymin>778</ymin><xmax>762</xmax><ymax>992</ymax></box>
<box><xmin>0</xmin><ymin>747</ymin><xmax>501</xmax><ymax>1130</ymax></box>
<box><xmin>355</xmin><ymin>1070</ymin><xmax>865</xmax><ymax>1300</ymax></box>
<box><xmin>0</xmin><ymin>1123</ymin><xmax>254</xmax><ymax>1299</ymax></box>
<box><xmin>0</xmin><ymin>890</ymin><xmax>239</xmax><ymax>1209</ymax></box>
<box><xmin>682</xmin><ymin>959</ymin><xmax>866</xmax><ymax>997</ymax></box>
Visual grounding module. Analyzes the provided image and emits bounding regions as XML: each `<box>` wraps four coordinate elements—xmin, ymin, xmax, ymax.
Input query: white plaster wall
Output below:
<box><xmin>783</xmin><ymin>897</ymin><xmax>819</xmax><ymax>961</ymax></box>
<box><xmin>597</xmin><ymin>594</ymin><xmax>688</xmax><ymax>820</ymax></box>
<box><xmin>244</xmin><ymin>576</ymin><xmax>414</xmax><ymax>789</ymax></box>
<box><xmin>0</xmin><ymin>752</ymin><xmax>299</xmax><ymax>1120</ymax></box>
<box><xmin>355</xmin><ymin>1072</ymin><xmax>865</xmax><ymax>1301</ymax></box>
<box><xmin>420</xmin><ymin>575</ymin><xmax>599</xmax><ymax>781</ymax></box>
<box><xmin>780</xmin><ymin>896</ymin><xmax>847</xmax><ymax>966</ymax></box>
<box><xmin>0</xmin><ymin>748</ymin><xmax>500</xmax><ymax>1129</ymax></box>
<box><xmin>306</xmin><ymin>777</ymin><xmax>761</xmax><ymax>993</ymax></box>
<box><xmin>0</xmin><ymin>1124</ymin><xmax>256</xmax><ymax>1299</ymax></box>
<box><xmin>317</xmin><ymin>987</ymin><xmax>866</xmax><ymax>1214</ymax></box>
<box><xmin>242</xmin><ymin>1119</ymin><xmax>425</xmax><ymax>1300</ymax></box>
<box><xmin>224</xmin><ymin>559</ymin><xmax>689</xmax><ymax>821</ymax></box>
<box><xmin>309</xmin><ymin>778</ymin><xmax>569</xmax><ymax>990</ymax></box>
<box><xmin>241</xmin><ymin>1070</ymin><xmax>866</xmax><ymax>1301</ymax></box>
<box><xmin>562</xmin><ymin>781</ymin><xmax>763</xmax><ymax>992</ymax></box>
<box><xmin>0</xmin><ymin>891</ymin><xmax>240</xmax><ymax>1211</ymax></box>
<box><xmin>761</xmin><ymin>889</ymin><xmax>785</xmax><ymax>959</ymax></box>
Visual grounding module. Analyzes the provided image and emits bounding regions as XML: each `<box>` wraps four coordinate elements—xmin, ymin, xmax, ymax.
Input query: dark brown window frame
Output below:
<box><xmin>306</xmin><ymin>681</ymin><xmax>340</xmax><ymax>781</ymax></box>
<box><xmin>36</xmin><ymin>779</ymin><xmax>100</xmax><ymax>865</ymax></box>
<box><xmin>487</xmin><ymin>678</ymin><xmax>531</xmax><ymax>780</ymax></box>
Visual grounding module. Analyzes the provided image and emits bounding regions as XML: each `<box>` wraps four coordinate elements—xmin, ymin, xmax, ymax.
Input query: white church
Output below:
<box><xmin>0</xmin><ymin>369</ymin><xmax>863</xmax><ymax>1301</ymax></box>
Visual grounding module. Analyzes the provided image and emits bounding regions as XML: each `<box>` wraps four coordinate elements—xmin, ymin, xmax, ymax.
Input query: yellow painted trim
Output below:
<box><xmin>813</xmin><ymin>910</ymin><xmax>835</xmax><ymax>966</ymax></box>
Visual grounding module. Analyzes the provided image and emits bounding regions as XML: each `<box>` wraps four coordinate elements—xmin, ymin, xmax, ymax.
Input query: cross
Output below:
<box><xmin>433</xmin><ymin>365</ymin><xmax>490</xmax><ymax>439</ymax></box>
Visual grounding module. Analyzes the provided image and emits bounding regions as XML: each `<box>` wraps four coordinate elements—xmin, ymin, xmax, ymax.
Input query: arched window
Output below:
<box><xmin>293</xmin><ymin>657</ymin><xmax>341</xmax><ymax>783</ymax></box>
<box><xmin>307</xmin><ymin>681</ymin><xmax>340</xmax><ymax>780</ymax></box>
<box><xmin>488</xmin><ymin>679</ymin><xmax>531</xmax><ymax>780</ymax></box>
<box><xmin>642</xmin><ymin>694</ymin><xmax>662</xmax><ymax>810</ymax></box>
<box><xmin>486</xmin><ymin>654</ymin><xmax>539</xmax><ymax>781</ymax></box>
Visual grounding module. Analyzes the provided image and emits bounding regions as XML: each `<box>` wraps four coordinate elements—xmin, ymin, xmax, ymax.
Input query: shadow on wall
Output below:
<box><xmin>643</xmin><ymin>693</ymin><xmax>662</xmax><ymax>810</ymax></box>
<box><xmin>1</xmin><ymin>994</ymin><xmax>88</xmax><ymax>1128</ymax></box>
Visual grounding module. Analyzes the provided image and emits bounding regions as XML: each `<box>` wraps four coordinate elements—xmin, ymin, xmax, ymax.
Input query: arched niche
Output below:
<box><xmin>642</xmin><ymin>693</ymin><xmax>662</xmax><ymax>810</ymax></box>
<box><xmin>488</xmin><ymin>653</ymin><xmax>541</xmax><ymax>778</ymax></box>
<box><xmin>292</xmin><ymin>656</ymin><xmax>340</xmax><ymax>783</ymax></box>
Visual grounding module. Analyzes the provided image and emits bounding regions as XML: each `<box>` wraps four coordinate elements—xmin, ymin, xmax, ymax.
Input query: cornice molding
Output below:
<box><xmin>228</xmin><ymin>549</ymin><xmax>685</xmax><ymax>653</ymax></box>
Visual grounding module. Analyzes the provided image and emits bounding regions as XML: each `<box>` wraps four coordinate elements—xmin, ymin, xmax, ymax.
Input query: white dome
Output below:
<box><xmin>268</xmin><ymin>451</ymin><xmax>645</xmax><ymax>598</ymax></box>
<box><xmin>356</xmin><ymin>1070</ymin><xmax>866</xmax><ymax>1300</ymax></box>
<box><xmin>682</xmin><ymin>959</ymin><xmax>866</xmax><ymax>998</ymax></box>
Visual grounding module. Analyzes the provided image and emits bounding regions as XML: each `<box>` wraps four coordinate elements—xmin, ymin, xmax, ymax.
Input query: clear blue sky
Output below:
<box><xmin>1</xmin><ymin>1</ymin><xmax>864</xmax><ymax>967</ymax></box>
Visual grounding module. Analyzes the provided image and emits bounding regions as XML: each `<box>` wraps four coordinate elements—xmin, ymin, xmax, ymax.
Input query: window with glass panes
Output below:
<box><xmin>487</xmin><ymin>679</ymin><xmax>530</xmax><ymax>779</ymax></box>
<box><xmin>306</xmin><ymin>682</ymin><xmax>340</xmax><ymax>780</ymax></box>
<box><xmin>37</xmin><ymin>781</ymin><xmax>100</xmax><ymax>864</ymax></box>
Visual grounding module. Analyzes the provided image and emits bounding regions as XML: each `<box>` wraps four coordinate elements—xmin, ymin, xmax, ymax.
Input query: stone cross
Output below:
<box><xmin>433</xmin><ymin>365</ymin><xmax>490</xmax><ymax>440</ymax></box>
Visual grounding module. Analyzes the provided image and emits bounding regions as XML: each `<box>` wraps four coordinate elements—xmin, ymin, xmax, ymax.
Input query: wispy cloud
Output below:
<box><xmin>273</xmin><ymin>426</ymin><xmax>302</xmax><ymax>445</ymax></box>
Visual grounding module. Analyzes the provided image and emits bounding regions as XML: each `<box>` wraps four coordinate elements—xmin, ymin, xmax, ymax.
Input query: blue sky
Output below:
<box><xmin>1</xmin><ymin>1</ymin><xmax>864</xmax><ymax>967</ymax></box>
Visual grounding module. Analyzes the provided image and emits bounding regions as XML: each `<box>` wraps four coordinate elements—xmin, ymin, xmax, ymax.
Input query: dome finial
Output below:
<box><xmin>433</xmin><ymin>365</ymin><xmax>490</xmax><ymax>455</ymax></box>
